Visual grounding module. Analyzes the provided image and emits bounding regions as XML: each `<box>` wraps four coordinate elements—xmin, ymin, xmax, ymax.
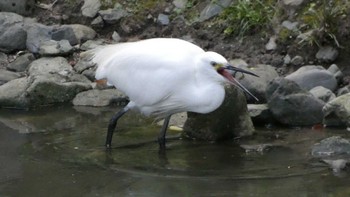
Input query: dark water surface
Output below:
<box><xmin>1</xmin><ymin>106</ymin><xmax>350</xmax><ymax>197</ymax></box>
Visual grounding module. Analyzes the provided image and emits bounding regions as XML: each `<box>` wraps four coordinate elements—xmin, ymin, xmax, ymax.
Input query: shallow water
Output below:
<box><xmin>1</xmin><ymin>105</ymin><xmax>350</xmax><ymax>197</ymax></box>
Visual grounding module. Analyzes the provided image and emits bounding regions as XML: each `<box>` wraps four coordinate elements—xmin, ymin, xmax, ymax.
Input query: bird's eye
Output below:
<box><xmin>210</xmin><ymin>61</ymin><xmax>217</xmax><ymax>67</ymax></box>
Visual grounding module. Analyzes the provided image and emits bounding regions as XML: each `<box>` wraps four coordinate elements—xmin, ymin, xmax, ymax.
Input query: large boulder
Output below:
<box><xmin>234</xmin><ymin>63</ymin><xmax>279</xmax><ymax>102</ymax></box>
<box><xmin>323</xmin><ymin>93</ymin><xmax>350</xmax><ymax>128</ymax></box>
<box><xmin>25</xmin><ymin>23</ymin><xmax>54</xmax><ymax>53</ymax></box>
<box><xmin>266</xmin><ymin>77</ymin><xmax>325</xmax><ymax>126</ymax></box>
<box><xmin>0</xmin><ymin>57</ymin><xmax>92</xmax><ymax>108</ymax></box>
<box><xmin>0</xmin><ymin>12</ymin><xmax>27</xmax><ymax>52</ymax></box>
<box><xmin>183</xmin><ymin>85</ymin><xmax>254</xmax><ymax>141</ymax></box>
<box><xmin>285</xmin><ymin>65</ymin><xmax>337</xmax><ymax>91</ymax></box>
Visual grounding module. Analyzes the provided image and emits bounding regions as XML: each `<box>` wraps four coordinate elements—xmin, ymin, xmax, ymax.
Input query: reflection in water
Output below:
<box><xmin>0</xmin><ymin>106</ymin><xmax>350</xmax><ymax>196</ymax></box>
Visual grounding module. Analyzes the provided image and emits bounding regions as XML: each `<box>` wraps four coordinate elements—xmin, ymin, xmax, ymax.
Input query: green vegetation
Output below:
<box><xmin>220</xmin><ymin>0</ymin><xmax>276</xmax><ymax>38</ymax></box>
<box><xmin>299</xmin><ymin>0</ymin><xmax>350</xmax><ymax>47</ymax></box>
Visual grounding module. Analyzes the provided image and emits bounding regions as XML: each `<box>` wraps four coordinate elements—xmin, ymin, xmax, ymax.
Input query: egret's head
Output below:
<box><xmin>204</xmin><ymin>52</ymin><xmax>259</xmax><ymax>101</ymax></box>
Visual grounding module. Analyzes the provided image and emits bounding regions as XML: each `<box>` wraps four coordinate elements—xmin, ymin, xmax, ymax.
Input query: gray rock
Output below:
<box><xmin>0</xmin><ymin>52</ymin><xmax>8</xmax><ymax>68</ymax></box>
<box><xmin>240</xmin><ymin>144</ymin><xmax>275</xmax><ymax>153</ymax></box>
<box><xmin>0</xmin><ymin>0</ymin><xmax>36</xmax><ymax>16</ymax></box>
<box><xmin>173</xmin><ymin>0</ymin><xmax>188</xmax><ymax>9</ymax></box>
<box><xmin>80</xmin><ymin>39</ymin><xmax>105</xmax><ymax>51</ymax></box>
<box><xmin>310</xmin><ymin>86</ymin><xmax>335</xmax><ymax>103</ymax></box>
<box><xmin>281</xmin><ymin>20</ymin><xmax>298</xmax><ymax>30</ymax></box>
<box><xmin>265</xmin><ymin>36</ymin><xmax>277</xmax><ymax>51</ymax></box>
<box><xmin>91</xmin><ymin>15</ymin><xmax>104</xmax><ymax>28</ymax></box>
<box><xmin>74</xmin><ymin>59</ymin><xmax>95</xmax><ymax>73</ymax></box>
<box><xmin>25</xmin><ymin>74</ymin><xmax>92</xmax><ymax>107</ymax></box>
<box><xmin>0</xmin><ymin>69</ymin><xmax>22</xmax><ymax>85</ymax></box>
<box><xmin>199</xmin><ymin>0</ymin><xmax>233</xmax><ymax>22</ymax></box>
<box><xmin>7</xmin><ymin>53</ymin><xmax>35</xmax><ymax>72</ymax></box>
<box><xmin>0</xmin><ymin>77</ymin><xmax>30</xmax><ymax>108</ymax></box>
<box><xmin>0</xmin><ymin>12</ymin><xmax>27</xmax><ymax>52</ymax></box>
<box><xmin>235</xmin><ymin>64</ymin><xmax>279</xmax><ymax>102</ymax></box>
<box><xmin>157</xmin><ymin>14</ymin><xmax>170</xmax><ymax>25</ymax></box>
<box><xmin>28</xmin><ymin>57</ymin><xmax>73</xmax><ymax>76</ymax></box>
<box><xmin>81</xmin><ymin>0</ymin><xmax>101</xmax><ymax>18</ymax></box>
<box><xmin>316</xmin><ymin>46</ymin><xmax>339</xmax><ymax>62</ymax></box>
<box><xmin>282</xmin><ymin>0</ymin><xmax>304</xmax><ymax>6</ymax></box>
<box><xmin>312</xmin><ymin>136</ymin><xmax>350</xmax><ymax>173</ymax></box>
<box><xmin>266</xmin><ymin>77</ymin><xmax>325</xmax><ymax>126</ymax></box>
<box><xmin>323</xmin><ymin>93</ymin><xmax>350</xmax><ymax>127</ymax></box>
<box><xmin>99</xmin><ymin>8</ymin><xmax>128</xmax><ymax>24</ymax></box>
<box><xmin>290</xmin><ymin>55</ymin><xmax>303</xmax><ymax>66</ymax></box>
<box><xmin>157</xmin><ymin>112</ymin><xmax>187</xmax><ymax>129</ymax></box>
<box><xmin>72</xmin><ymin>89</ymin><xmax>128</xmax><ymax>106</ymax></box>
<box><xmin>25</xmin><ymin>23</ymin><xmax>53</xmax><ymax>53</ymax></box>
<box><xmin>52</xmin><ymin>24</ymin><xmax>96</xmax><ymax>46</ymax></box>
<box><xmin>337</xmin><ymin>86</ymin><xmax>350</xmax><ymax>96</ymax></box>
<box><xmin>312</xmin><ymin>136</ymin><xmax>350</xmax><ymax>157</ymax></box>
<box><xmin>327</xmin><ymin>64</ymin><xmax>343</xmax><ymax>82</ymax></box>
<box><xmin>38</xmin><ymin>40</ymin><xmax>73</xmax><ymax>56</ymax></box>
<box><xmin>286</xmin><ymin>65</ymin><xmax>337</xmax><ymax>91</ymax></box>
<box><xmin>112</xmin><ymin>31</ymin><xmax>121</xmax><ymax>42</ymax></box>
<box><xmin>248</xmin><ymin>104</ymin><xmax>275</xmax><ymax>125</ymax></box>
<box><xmin>183</xmin><ymin>85</ymin><xmax>254</xmax><ymax>141</ymax></box>
<box><xmin>283</xmin><ymin>54</ymin><xmax>291</xmax><ymax>64</ymax></box>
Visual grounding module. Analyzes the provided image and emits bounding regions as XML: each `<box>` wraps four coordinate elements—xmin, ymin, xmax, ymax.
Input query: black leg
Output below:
<box><xmin>158</xmin><ymin>115</ymin><xmax>171</xmax><ymax>151</ymax></box>
<box><xmin>105</xmin><ymin>106</ymin><xmax>129</xmax><ymax>149</ymax></box>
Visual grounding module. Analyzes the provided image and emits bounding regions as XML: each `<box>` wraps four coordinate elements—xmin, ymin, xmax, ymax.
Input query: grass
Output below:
<box><xmin>299</xmin><ymin>0</ymin><xmax>350</xmax><ymax>47</ymax></box>
<box><xmin>220</xmin><ymin>0</ymin><xmax>276</xmax><ymax>38</ymax></box>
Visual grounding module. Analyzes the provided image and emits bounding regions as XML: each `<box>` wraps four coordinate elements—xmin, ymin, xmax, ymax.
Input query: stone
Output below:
<box><xmin>266</xmin><ymin>77</ymin><xmax>325</xmax><ymax>126</ymax></box>
<box><xmin>199</xmin><ymin>0</ymin><xmax>233</xmax><ymax>22</ymax></box>
<box><xmin>327</xmin><ymin>64</ymin><xmax>343</xmax><ymax>82</ymax></box>
<box><xmin>281</xmin><ymin>20</ymin><xmax>298</xmax><ymax>30</ymax></box>
<box><xmin>235</xmin><ymin>64</ymin><xmax>279</xmax><ymax>102</ymax></box>
<box><xmin>248</xmin><ymin>104</ymin><xmax>275</xmax><ymax>125</ymax></box>
<box><xmin>0</xmin><ymin>69</ymin><xmax>22</xmax><ymax>85</ymax></box>
<box><xmin>316</xmin><ymin>46</ymin><xmax>339</xmax><ymax>62</ymax></box>
<box><xmin>26</xmin><ymin>74</ymin><xmax>92</xmax><ymax>107</ymax></box>
<box><xmin>282</xmin><ymin>0</ymin><xmax>304</xmax><ymax>6</ymax></box>
<box><xmin>80</xmin><ymin>39</ymin><xmax>104</xmax><ymax>51</ymax></box>
<box><xmin>91</xmin><ymin>15</ymin><xmax>104</xmax><ymax>28</ymax></box>
<box><xmin>25</xmin><ymin>23</ymin><xmax>53</xmax><ymax>53</ymax></box>
<box><xmin>0</xmin><ymin>77</ymin><xmax>30</xmax><ymax>108</ymax></box>
<box><xmin>38</xmin><ymin>40</ymin><xmax>73</xmax><ymax>56</ymax></box>
<box><xmin>112</xmin><ymin>31</ymin><xmax>121</xmax><ymax>42</ymax></box>
<box><xmin>310</xmin><ymin>86</ymin><xmax>335</xmax><ymax>103</ymax></box>
<box><xmin>286</xmin><ymin>65</ymin><xmax>337</xmax><ymax>91</ymax></box>
<box><xmin>183</xmin><ymin>85</ymin><xmax>254</xmax><ymax>141</ymax></box>
<box><xmin>81</xmin><ymin>0</ymin><xmax>101</xmax><ymax>18</ymax></box>
<box><xmin>52</xmin><ymin>24</ymin><xmax>96</xmax><ymax>46</ymax></box>
<box><xmin>290</xmin><ymin>55</ymin><xmax>303</xmax><ymax>66</ymax></box>
<box><xmin>0</xmin><ymin>12</ymin><xmax>27</xmax><ymax>52</ymax></box>
<box><xmin>99</xmin><ymin>8</ymin><xmax>128</xmax><ymax>24</ymax></box>
<box><xmin>312</xmin><ymin>136</ymin><xmax>350</xmax><ymax>157</ymax></box>
<box><xmin>28</xmin><ymin>57</ymin><xmax>73</xmax><ymax>76</ymax></box>
<box><xmin>0</xmin><ymin>0</ymin><xmax>36</xmax><ymax>16</ymax></box>
<box><xmin>7</xmin><ymin>53</ymin><xmax>35</xmax><ymax>72</ymax></box>
<box><xmin>323</xmin><ymin>93</ymin><xmax>350</xmax><ymax>128</ymax></box>
<box><xmin>173</xmin><ymin>0</ymin><xmax>188</xmax><ymax>9</ymax></box>
<box><xmin>265</xmin><ymin>36</ymin><xmax>277</xmax><ymax>51</ymax></box>
<box><xmin>72</xmin><ymin>89</ymin><xmax>128</xmax><ymax>106</ymax></box>
<box><xmin>157</xmin><ymin>14</ymin><xmax>170</xmax><ymax>25</ymax></box>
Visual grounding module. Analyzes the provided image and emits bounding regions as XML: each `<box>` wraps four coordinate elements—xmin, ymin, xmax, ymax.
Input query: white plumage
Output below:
<box><xmin>93</xmin><ymin>38</ymin><xmax>229</xmax><ymax>117</ymax></box>
<box><xmin>90</xmin><ymin>38</ymin><xmax>258</xmax><ymax>149</ymax></box>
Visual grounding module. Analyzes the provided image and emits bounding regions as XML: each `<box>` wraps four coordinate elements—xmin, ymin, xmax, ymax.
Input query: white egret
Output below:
<box><xmin>91</xmin><ymin>38</ymin><xmax>258</xmax><ymax>149</ymax></box>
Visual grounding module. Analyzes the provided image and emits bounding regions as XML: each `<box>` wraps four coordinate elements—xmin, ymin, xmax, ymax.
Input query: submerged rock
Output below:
<box><xmin>312</xmin><ymin>136</ymin><xmax>350</xmax><ymax>157</ymax></box>
<box><xmin>183</xmin><ymin>85</ymin><xmax>254</xmax><ymax>141</ymax></box>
